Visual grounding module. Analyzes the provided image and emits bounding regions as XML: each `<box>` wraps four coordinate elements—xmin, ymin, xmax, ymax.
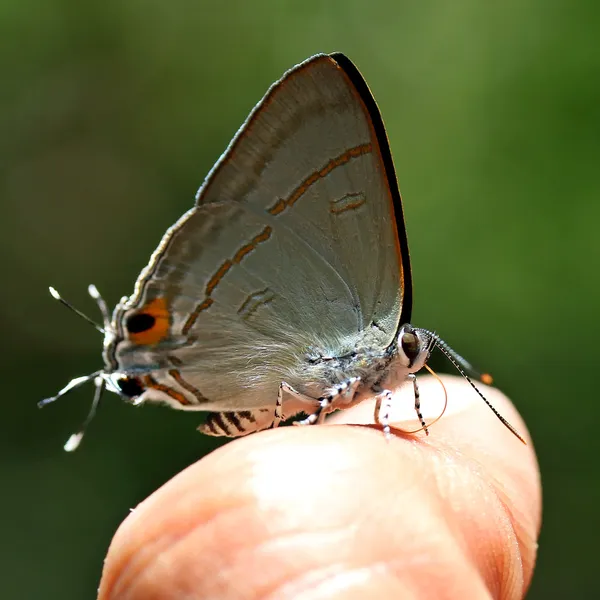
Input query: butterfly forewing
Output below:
<box><xmin>196</xmin><ymin>54</ymin><xmax>408</xmax><ymax>337</ymax></box>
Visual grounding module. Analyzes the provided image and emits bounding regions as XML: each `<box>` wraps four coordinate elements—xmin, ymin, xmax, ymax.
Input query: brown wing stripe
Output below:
<box><xmin>330</xmin><ymin>192</ymin><xmax>366</xmax><ymax>214</ymax></box>
<box><xmin>267</xmin><ymin>143</ymin><xmax>372</xmax><ymax>216</ymax></box>
<box><xmin>237</xmin><ymin>288</ymin><xmax>275</xmax><ymax>320</ymax></box>
<box><xmin>182</xmin><ymin>225</ymin><xmax>273</xmax><ymax>335</ymax></box>
<box><xmin>168</xmin><ymin>369</ymin><xmax>210</xmax><ymax>404</ymax></box>
<box><xmin>142</xmin><ymin>375</ymin><xmax>190</xmax><ymax>405</ymax></box>
<box><xmin>182</xmin><ymin>298</ymin><xmax>214</xmax><ymax>335</ymax></box>
<box><xmin>168</xmin><ymin>355</ymin><xmax>184</xmax><ymax>367</ymax></box>
<box><xmin>206</xmin><ymin>260</ymin><xmax>233</xmax><ymax>296</ymax></box>
<box><xmin>237</xmin><ymin>287</ymin><xmax>269</xmax><ymax>315</ymax></box>
<box><xmin>232</xmin><ymin>226</ymin><xmax>273</xmax><ymax>263</ymax></box>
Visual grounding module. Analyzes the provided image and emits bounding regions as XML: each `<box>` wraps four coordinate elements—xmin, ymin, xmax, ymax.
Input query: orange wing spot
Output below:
<box><xmin>142</xmin><ymin>375</ymin><xmax>190</xmax><ymax>405</ymax></box>
<box><xmin>266</xmin><ymin>143</ymin><xmax>372</xmax><ymax>216</ymax></box>
<box><xmin>168</xmin><ymin>369</ymin><xmax>209</xmax><ymax>403</ymax></box>
<box><xmin>206</xmin><ymin>260</ymin><xmax>233</xmax><ymax>296</ymax></box>
<box><xmin>182</xmin><ymin>297</ymin><xmax>214</xmax><ymax>335</ymax></box>
<box><xmin>128</xmin><ymin>297</ymin><xmax>171</xmax><ymax>346</ymax></box>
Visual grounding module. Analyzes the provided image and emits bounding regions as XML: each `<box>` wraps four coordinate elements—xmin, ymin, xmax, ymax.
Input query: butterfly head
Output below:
<box><xmin>395</xmin><ymin>324</ymin><xmax>435</xmax><ymax>374</ymax></box>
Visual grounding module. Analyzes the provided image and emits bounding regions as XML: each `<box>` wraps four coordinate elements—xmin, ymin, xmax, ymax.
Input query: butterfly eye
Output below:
<box><xmin>126</xmin><ymin>313</ymin><xmax>156</xmax><ymax>334</ymax></box>
<box><xmin>401</xmin><ymin>331</ymin><xmax>420</xmax><ymax>361</ymax></box>
<box><xmin>116</xmin><ymin>376</ymin><xmax>145</xmax><ymax>398</ymax></box>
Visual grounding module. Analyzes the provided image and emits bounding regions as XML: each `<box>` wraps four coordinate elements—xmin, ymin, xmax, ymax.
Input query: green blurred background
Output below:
<box><xmin>1</xmin><ymin>0</ymin><xmax>597</xmax><ymax>597</ymax></box>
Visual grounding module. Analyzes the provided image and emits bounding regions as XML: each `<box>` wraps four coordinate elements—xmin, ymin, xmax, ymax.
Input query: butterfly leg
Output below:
<box><xmin>276</xmin><ymin>381</ymin><xmax>312</xmax><ymax>425</ymax></box>
<box><xmin>294</xmin><ymin>376</ymin><xmax>362</xmax><ymax>426</ymax></box>
<box><xmin>272</xmin><ymin>382</ymin><xmax>286</xmax><ymax>428</ymax></box>
<box><xmin>409</xmin><ymin>373</ymin><xmax>428</xmax><ymax>435</ymax></box>
<box><xmin>373</xmin><ymin>389</ymin><xmax>394</xmax><ymax>440</ymax></box>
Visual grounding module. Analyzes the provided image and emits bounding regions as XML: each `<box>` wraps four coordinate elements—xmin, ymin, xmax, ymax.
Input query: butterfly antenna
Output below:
<box><xmin>431</xmin><ymin>334</ymin><xmax>493</xmax><ymax>384</ymax></box>
<box><xmin>87</xmin><ymin>284</ymin><xmax>111</xmax><ymax>329</ymax></box>
<box><xmin>48</xmin><ymin>287</ymin><xmax>104</xmax><ymax>334</ymax></box>
<box><xmin>38</xmin><ymin>370</ymin><xmax>103</xmax><ymax>408</ymax></box>
<box><xmin>63</xmin><ymin>376</ymin><xmax>106</xmax><ymax>452</ymax></box>
<box><xmin>426</xmin><ymin>331</ymin><xmax>527</xmax><ymax>445</ymax></box>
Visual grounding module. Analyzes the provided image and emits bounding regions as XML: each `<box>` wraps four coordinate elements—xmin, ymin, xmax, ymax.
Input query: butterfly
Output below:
<box><xmin>41</xmin><ymin>53</ymin><xmax>524</xmax><ymax>450</ymax></box>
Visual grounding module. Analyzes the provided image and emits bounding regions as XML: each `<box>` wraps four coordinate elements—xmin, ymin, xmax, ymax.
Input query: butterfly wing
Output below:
<box><xmin>196</xmin><ymin>53</ymin><xmax>411</xmax><ymax>332</ymax></box>
<box><xmin>112</xmin><ymin>53</ymin><xmax>411</xmax><ymax>413</ymax></box>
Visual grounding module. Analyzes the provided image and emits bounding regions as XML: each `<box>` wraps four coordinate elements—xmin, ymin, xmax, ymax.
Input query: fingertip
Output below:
<box><xmin>99</xmin><ymin>380</ymin><xmax>541</xmax><ymax>599</ymax></box>
<box><xmin>331</xmin><ymin>375</ymin><xmax>541</xmax><ymax>592</ymax></box>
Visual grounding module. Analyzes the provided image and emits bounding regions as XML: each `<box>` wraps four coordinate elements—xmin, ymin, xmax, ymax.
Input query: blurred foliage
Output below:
<box><xmin>1</xmin><ymin>0</ymin><xmax>598</xmax><ymax>598</ymax></box>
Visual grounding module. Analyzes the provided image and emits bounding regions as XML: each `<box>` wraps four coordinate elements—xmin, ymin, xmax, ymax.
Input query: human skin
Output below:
<box><xmin>98</xmin><ymin>376</ymin><xmax>541</xmax><ymax>599</ymax></box>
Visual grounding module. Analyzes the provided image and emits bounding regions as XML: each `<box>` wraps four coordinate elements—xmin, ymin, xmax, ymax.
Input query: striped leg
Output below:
<box><xmin>409</xmin><ymin>373</ymin><xmax>428</xmax><ymax>435</ymax></box>
<box><xmin>374</xmin><ymin>376</ymin><xmax>429</xmax><ymax>439</ymax></box>
<box><xmin>373</xmin><ymin>389</ymin><xmax>394</xmax><ymax>440</ymax></box>
<box><xmin>294</xmin><ymin>377</ymin><xmax>361</xmax><ymax>426</ymax></box>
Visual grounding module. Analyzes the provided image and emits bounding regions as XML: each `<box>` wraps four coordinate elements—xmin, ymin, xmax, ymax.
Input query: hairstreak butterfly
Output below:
<box><xmin>41</xmin><ymin>53</ymin><xmax>525</xmax><ymax>450</ymax></box>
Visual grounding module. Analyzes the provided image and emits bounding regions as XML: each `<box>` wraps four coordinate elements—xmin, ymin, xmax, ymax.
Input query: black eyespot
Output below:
<box><xmin>116</xmin><ymin>376</ymin><xmax>145</xmax><ymax>398</ymax></box>
<box><xmin>126</xmin><ymin>313</ymin><xmax>155</xmax><ymax>333</ymax></box>
<box><xmin>401</xmin><ymin>331</ymin><xmax>420</xmax><ymax>361</ymax></box>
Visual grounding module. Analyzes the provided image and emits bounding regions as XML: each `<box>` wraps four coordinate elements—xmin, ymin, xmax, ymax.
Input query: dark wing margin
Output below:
<box><xmin>329</xmin><ymin>52</ymin><xmax>413</xmax><ymax>326</ymax></box>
